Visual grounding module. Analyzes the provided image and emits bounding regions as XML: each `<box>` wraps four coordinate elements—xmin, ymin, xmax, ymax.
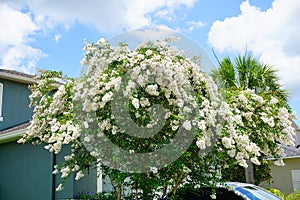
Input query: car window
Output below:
<box><xmin>166</xmin><ymin>187</ymin><xmax>244</xmax><ymax>200</ymax></box>
<box><xmin>236</xmin><ymin>186</ymin><xmax>282</xmax><ymax>200</ymax></box>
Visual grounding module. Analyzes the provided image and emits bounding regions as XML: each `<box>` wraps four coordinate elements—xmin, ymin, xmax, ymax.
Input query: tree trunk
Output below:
<box><xmin>245</xmin><ymin>159</ymin><xmax>255</xmax><ymax>184</ymax></box>
<box><xmin>170</xmin><ymin>171</ymin><xmax>185</xmax><ymax>200</ymax></box>
<box><xmin>117</xmin><ymin>182</ymin><xmax>122</xmax><ymax>200</ymax></box>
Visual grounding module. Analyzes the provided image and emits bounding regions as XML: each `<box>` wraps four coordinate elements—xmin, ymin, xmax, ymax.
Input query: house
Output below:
<box><xmin>0</xmin><ymin>69</ymin><xmax>99</xmax><ymax>200</ymax></box>
<box><xmin>261</xmin><ymin>121</ymin><xmax>300</xmax><ymax>193</ymax></box>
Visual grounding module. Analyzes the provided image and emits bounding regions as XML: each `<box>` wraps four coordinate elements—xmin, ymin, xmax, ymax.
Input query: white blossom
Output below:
<box><xmin>75</xmin><ymin>171</ymin><xmax>85</xmax><ymax>180</ymax></box>
<box><xmin>274</xmin><ymin>159</ymin><xmax>285</xmax><ymax>166</ymax></box>
<box><xmin>182</xmin><ymin>120</ymin><xmax>192</xmax><ymax>131</ymax></box>
<box><xmin>150</xmin><ymin>167</ymin><xmax>158</xmax><ymax>174</ymax></box>
<box><xmin>131</xmin><ymin>98</ymin><xmax>140</xmax><ymax>109</ymax></box>
<box><xmin>145</xmin><ymin>84</ymin><xmax>159</xmax><ymax>96</ymax></box>
<box><xmin>196</xmin><ymin>139</ymin><xmax>206</xmax><ymax>149</ymax></box>
<box><xmin>270</xmin><ymin>97</ymin><xmax>278</xmax><ymax>105</ymax></box>
<box><xmin>56</xmin><ymin>184</ymin><xmax>64</xmax><ymax>191</ymax></box>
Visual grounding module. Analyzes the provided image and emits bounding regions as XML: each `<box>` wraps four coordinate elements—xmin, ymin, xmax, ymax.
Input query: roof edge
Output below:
<box><xmin>0</xmin><ymin>128</ymin><xmax>27</xmax><ymax>144</ymax></box>
<box><xmin>0</xmin><ymin>70</ymin><xmax>35</xmax><ymax>84</ymax></box>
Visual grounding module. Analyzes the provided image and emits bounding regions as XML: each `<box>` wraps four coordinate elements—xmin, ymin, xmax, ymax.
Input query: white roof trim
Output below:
<box><xmin>0</xmin><ymin>71</ymin><xmax>35</xmax><ymax>84</ymax></box>
<box><xmin>281</xmin><ymin>155</ymin><xmax>300</xmax><ymax>159</ymax></box>
<box><xmin>0</xmin><ymin>128</ymin><xmax>27</xmax><ymax>144</ymax></box>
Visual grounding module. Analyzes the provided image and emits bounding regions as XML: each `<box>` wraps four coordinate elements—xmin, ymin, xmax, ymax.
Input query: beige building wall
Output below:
<box><xmin>262</xmin><ymin>158</ymin><xmax>300</xmax><ymax>193</ymax></box>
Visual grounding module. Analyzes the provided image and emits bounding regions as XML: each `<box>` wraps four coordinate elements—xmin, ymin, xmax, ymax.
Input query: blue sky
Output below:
<box><xmin>0</xmin><ymin>0</ymin><xmax>299</xmax><ymax>125</ymax></box>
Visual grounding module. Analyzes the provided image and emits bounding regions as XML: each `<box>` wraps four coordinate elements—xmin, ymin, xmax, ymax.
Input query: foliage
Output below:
<box><xmin>72</xmin><ymin>191</ymin><xmax>117</xmax><ymax>200</ymax></box>
<box><xmin>221</xmin><ymin>158</ymin><xmax>272</xmax><ymax>185</ymax></box>
<box><xmin>268</xmin><ymin>188</ymin><xmax>300</xmax><ymax>200</ymax></box>
<box><xmin>18</xmin><ymin>39</ymin><xmax>297</xmax><ymax>199</ymax></box>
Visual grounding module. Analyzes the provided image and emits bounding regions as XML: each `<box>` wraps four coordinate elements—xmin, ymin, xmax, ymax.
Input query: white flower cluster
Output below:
<box><xmin>19</xmin><ymin>83</ymin><xmax>80</xmax><ymax>154</ymax></box>
<box><xmin>75</xmin><ymin>38</ymin><xmax>223</xmax><ymax>156</ymax></box>
<box><xmin>18</xmin><ymin>77</ymin><xmax>85</xmax><ymax>190</ymax></box>
<box><xmin>220</xmin><ymin>89</ymin><xmax>297</xmax><ymax>167</ymax></box>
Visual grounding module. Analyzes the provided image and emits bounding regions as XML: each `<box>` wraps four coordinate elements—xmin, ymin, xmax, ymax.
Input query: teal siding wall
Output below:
<box><xmin>0</xmin><ymin>77</ymin><xmax>98</xmax><ymax>199</ymax></box>
<box><xmin>0</xmin><ymin>141</ymin><xmax>52</xmax><ymax>200</ymax></box>
<box><xmin>0</xmin><ymin>78</ymin><xmax>33</xmax><ymax>130</ymax></box>
<box><xmin>0</xmin><ymin>141</ymin><xmax>74</xmax><ymax>200</ymax></box>
<box><xmin>74</xmin><ymin>166</ymin><xmax>97</xmax><ymax>196</ymax></box>
<box><xmin>55</xmin><ymin>145</ymin><xmax>74</xmax><ymax>200</ymax></box>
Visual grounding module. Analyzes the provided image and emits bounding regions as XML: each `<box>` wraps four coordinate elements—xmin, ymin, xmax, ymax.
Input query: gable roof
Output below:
<box><xmin>0</xmin><ymin>69</ymin><xmax>35</xmax><ymax>84</ymax></box>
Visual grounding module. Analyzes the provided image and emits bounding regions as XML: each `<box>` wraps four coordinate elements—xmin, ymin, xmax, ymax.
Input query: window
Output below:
<box><xmin>291</xmin><ymin>170</ymin><xmax>300</xmax><ymax>191</ymax></box>
<box><xmin>0</xmin><ymin>83</ymin><xmax>3</xmax><ymax>121</ymax></box>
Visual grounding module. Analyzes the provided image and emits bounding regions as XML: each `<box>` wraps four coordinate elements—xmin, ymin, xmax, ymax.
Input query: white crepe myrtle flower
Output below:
<box><xmin>132</xmin><ymin>98</ymin><xmax>140</xmax><ymax>109</ymax></box>
<box><xmin>196</xmin><ymin>138</ymin><xmax>206</xmax><ymax>149</ymax></box>
<box><xmin>140</xmin><ymin>97</ymin><xmax>151</xmax><ymax>107</ymax></box>
<box><xmin>145</xmin><ymin>84</ymin><xmax>159</xmax><ymax>96</ymax></box>
<box><xmin>61</xmin><ymin>166</ymin><xmax>71</xmax><ymax>178</ymax></box>
<box><xmin>83</xmin><ymin>121</ymin><xmax>89</xmax><ymax>129</ymax></box>
<box><xmin>210</xmin><ymin>194</ymin><xmax>216</xmax><ymax>199</ymax></box>
<box><xmin>274</xmin><ymin>158</ymin><xmax>285</xmax><ymax>166</ymax></box>
<box><xmin>72</xmin><ymin>165</ymin><xmax>80</xmax><ymax>172</ymax></box>
<box><xmin>145</xmin><ymin>49</ymin><xmax>153</xmax><ymax>56</ymax></box>
<box><xmin>56</xmin><ymin>184</ymin><xmax>64</xmax><ymax>191</ymax></box>
<box><xmin>182</xmin><ymin>120</ymin><xmax>192</xmax><ymax>131</ymax></box>
<box><xmin>238</xmin><ymin>93</ymin><xmax>248</xmax><ymax>104</ymax></box>
<box><xmin>222</xmin><ymin>137</ymin><xmax>233</xmax><ymax>149</ymax></box>
<box><xmin>102</xmin><ymin>91</ymin><xmax>113</xmax><ymax>104</ymax></box>
<box><xmin>64</xmin><ymin>154</ymin><xmax>73</xmax><ymax>161</ymax></box>
<box><xmin>129</xmin><ymin>149</ymin><xmax>135</xmax><ymax>154</ymax></box>
<box><xmin>150</xmin><ymin>167</ymin><xmax>158</xmax><ymax>174</ymax></box>
<box><xmin>227</xmin><ymin>149</ymin><xmax>236</xmax><ymax>158</ymax></box>
<box><xmin>270</xmin><ymin>97</ymin><xmax>278</xmax><ymax>105</ymax></box>
<box><xmin>75</xmin><ymin>171</ymin><xmax>85</xmax><ymax>180</ymax></box>
<box><xmin>84</xmin><ymin>136</ymin><xmax>90</xmax><ymax>143</ymax></box>
<box><xmin>52</xmin><ymin>169</ymin><xmax>59</xmax><ymax>175</ymax></box>
<box><xmin>98</xmin><ymin>37</ymin><xmax>106</xmax><ymax>44</ymax></box>
<box><xmin>250</xmin><ymin>157</ymin><xmax>260</xmax><ymax>165</ymax></box>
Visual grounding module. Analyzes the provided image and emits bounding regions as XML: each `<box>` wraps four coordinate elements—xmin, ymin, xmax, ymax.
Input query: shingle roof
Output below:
<box><xmin>0</xmin><ymin>68</ymin><xmax>35</xmax><ymax>83</ymax></box>
<box><xmin>0</xmin><ymin>69</ymin><xmax>34</xmax><ymax>78</ymax></box>
<box><xmin>281</xmin><ymin>144</ymin><xmax>300</xmax><ymax>158</ymax></box>
<box><xmin>0</xmin><ymin>121</ymin><xmax>30</xmax><ymax>136</ymax></box>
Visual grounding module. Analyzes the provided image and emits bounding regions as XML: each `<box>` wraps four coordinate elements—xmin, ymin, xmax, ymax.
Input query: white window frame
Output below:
<box><xmin>0</xmin><ymin>83</ymin><xmax>3</xmax><ymax>121</ymax></box>
<box><xmin>97</xmin><ymin>160</ymin><xmax>103</xmax><ymax>193</ymax></box>
<box><xmin>291</xmin><ymin>169</ymin><xmax>300</xmax><ymax>191</ymax></box>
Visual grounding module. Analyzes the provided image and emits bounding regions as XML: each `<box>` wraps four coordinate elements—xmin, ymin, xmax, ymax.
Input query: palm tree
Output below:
<box><xmin>212</xmin><ymin>52</ymin><xmax>288</xmax><ymax>184</ymax></box>
<box><xmin>212</xmin><ymin>53</ymin><xmax>288</xmax><ymax>100</ymax></box>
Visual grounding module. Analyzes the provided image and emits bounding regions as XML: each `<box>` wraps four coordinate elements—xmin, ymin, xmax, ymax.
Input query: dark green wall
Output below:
<box><xmin>0</xmin><ymin>78</ymin><xmax>33</xmax><ymax>130</ymax></box>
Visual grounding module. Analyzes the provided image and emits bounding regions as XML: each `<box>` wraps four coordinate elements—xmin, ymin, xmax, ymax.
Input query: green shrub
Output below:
<box><xmin>268</xmin><ymin>188</ymin><xmax>300</xmax><ymax>200</ymax></box>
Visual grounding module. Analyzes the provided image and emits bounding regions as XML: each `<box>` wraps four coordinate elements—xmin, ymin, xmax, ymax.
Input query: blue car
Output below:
<box><xmin>162</xmin><ymin>182</ymin><xmax>282</xmax><ymax>200</ymax></box>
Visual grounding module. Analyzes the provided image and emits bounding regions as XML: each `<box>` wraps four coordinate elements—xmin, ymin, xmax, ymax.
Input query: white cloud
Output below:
<box><xmin>1</xmin><ymin>44</ymin><xmax>46</xmax><ymax>74</ymax></box>
<box><xmin>0</xmin><ymin>4</ymin><xmax>36</xmax><ymax>46</ymax></box>
<box><xmin>0</xmin><ymin>0</ymin><xmax>197</xmax><ymax>74</ymax></box>
<box><xmin>208</xmin><ymin>0</ymin><xmax>300</xmax><ymax>100</ymax></box>
<box><xmin>127</xmin><ymin>27</ymin><xmax>175</xmax><ymax>41</ymax></box>
<box><xmin>0</xmin><ymin>3</ymin><xmax>46</xmax><ymax>73</ymax></box>
<box><xmin>54</xmin><ymin>34</ymin><xmax>61</xmax><ymax>43</ymax></box>
<box><xmin>26</xmin><ymin>0</ymin><xmax>196</xmax><ymax>33</ymax></box>
<box><xmin>186</xmin><ymin>20</ymin><xmax>205</xmax><ymax>31</ymax></box>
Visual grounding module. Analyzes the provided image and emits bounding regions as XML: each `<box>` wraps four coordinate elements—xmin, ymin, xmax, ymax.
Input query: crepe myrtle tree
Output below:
<box><xmin>212</xmin><ymin>53</ymin><xmax>297</xmax><ymax>184</ymax></box>
<box><xmin>19</xmin><ymin>38</ymin><xmax>296</xmax><ymax>200</ymax></box>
